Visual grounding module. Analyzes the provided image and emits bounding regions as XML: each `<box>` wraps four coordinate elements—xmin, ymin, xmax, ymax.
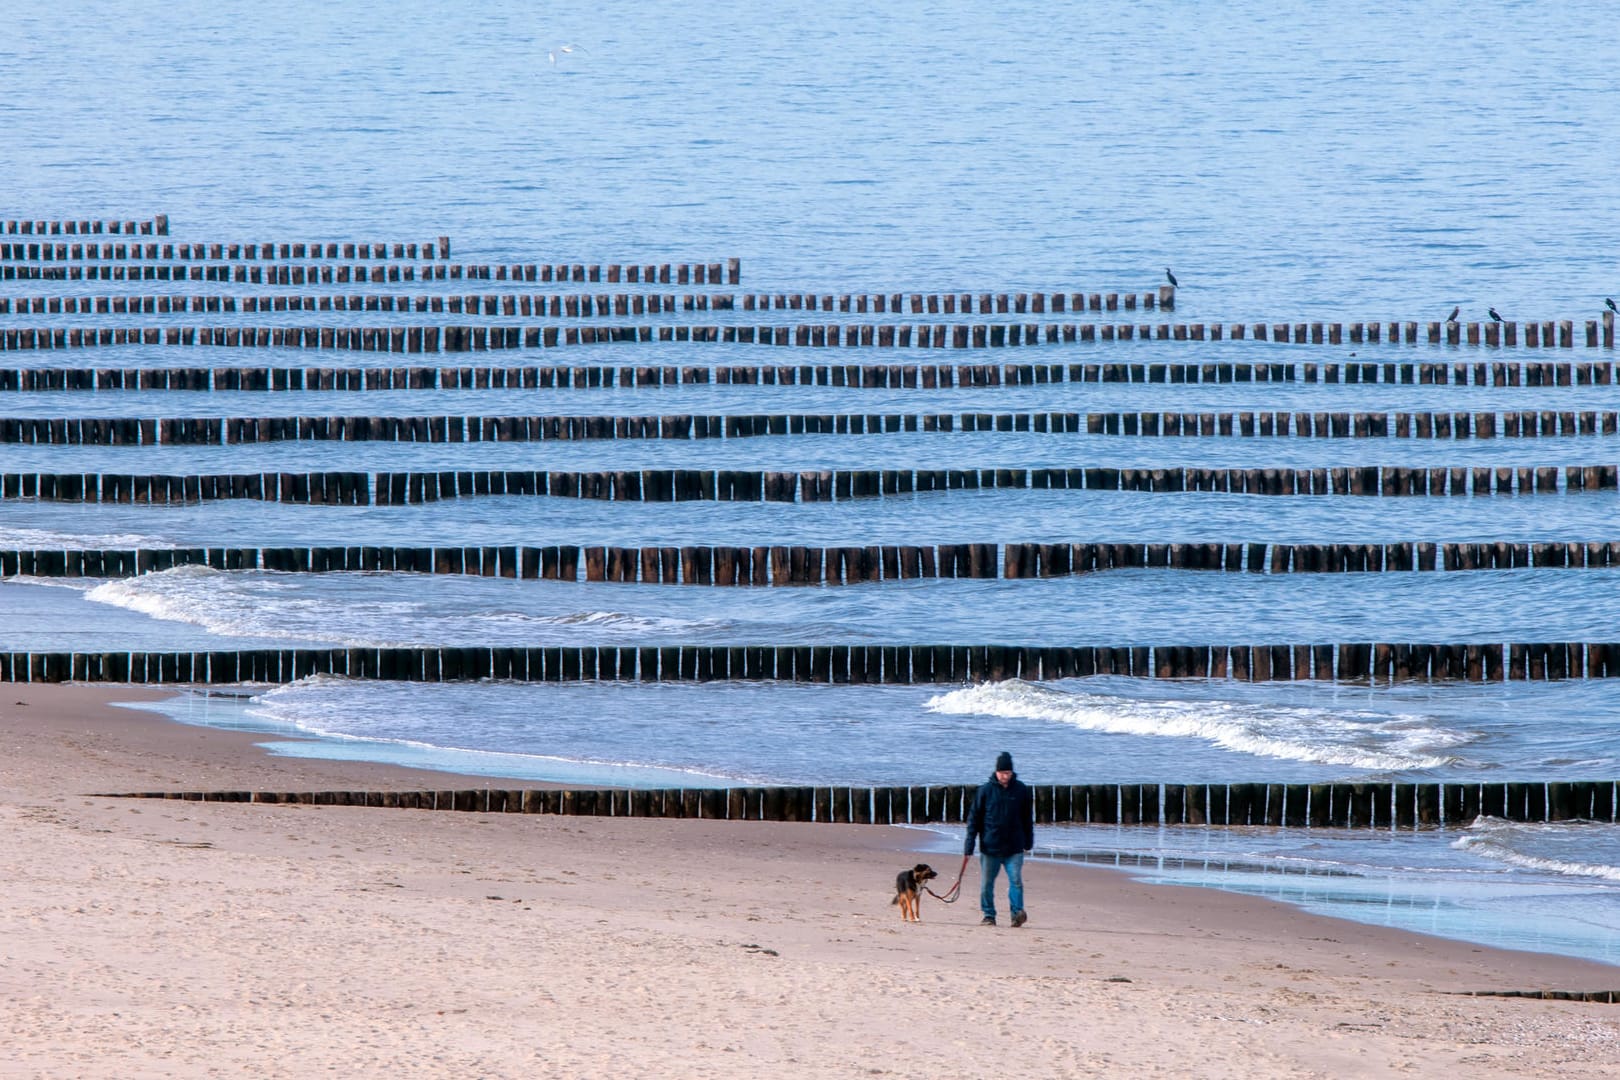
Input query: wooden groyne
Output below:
<box><xmin>89</xmin><ymin>778</ymin><xmax>1620</xmax><ymax>828</ymax></box>
<box><xmin>0</xmin><ymin>471</ymin><xmax>373</xmax><ymax>505</ymax></box>
<box><xmin>2</xmin><ymin>463</ymin><xmax>1617</xmax><ymax>506</ymax></box>
<box><xmin>4</xmin><ymin>216</ymin><xmax>167</xmax><ymax>236</ymax></box>
<box><xmin>0</xmin><ymin>358</ymin><xmax>1613</xmax><ymax>393</ymax></box>
<box><xmin>0</xmin><ymin>317</ymin><xmax>1613</xmax><ymax>351</ymax></box>
<box><xmin>6</xmin><ymin>408</ymin><xmax>1619</xmax><ymax>445</ymax></box>
<box><xmin>0</xmin><ymin>259</ymin><xmax>738</xmax><ymax>285</ymax></box>
<box><xmin>2</xmin><ymin>292</ymin><xmax>732</xmax><ymax>316</ymax></box>
<box><xmin>364</xmin><ymin>463</ymin><xmax>1620</xmax><ymax>500</ymax></box>
<box><xmin>0</xmin><ymin>410</ymin><xmax>986</xmax><ymax>444</ymax></box>
<box><xmin>5</xmin><ymin>538</ymin><xmax>1615</xmax><ymax>583</ymax></box>
<box><xmin>1082</xmin><ymin>409</ymin><xmax>1620</xmax><ymax>439</ymax></box>
<box><xmin>3</xmin><ymin>641</ymin><xmax>1617</xmax><ymax>685</ymax></box>
<box><xmin>6</xmin><ymin>410</ymin><xmax>1064</xmax><ymax>445</ymax></box>
<box><xmin>1451</xmin><ymin>990</ymin><xmax>1620</xmax><ymax>1004</ymax></box>
<box><xmin>3</xmin><ymin>237</ymin><xmax>447</xmax><ymax>260</ymax></box>
<box><xmin>0</xmin><ymin>288</ymin><xmax>1164</xmax><ymax>316</ymax></box>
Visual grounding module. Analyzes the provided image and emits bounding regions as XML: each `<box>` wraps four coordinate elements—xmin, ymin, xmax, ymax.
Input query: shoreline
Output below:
<box><xmin>5</xmin><ymin>684</ymin><xmax>1620</xmax><ymax>1075</ymax></box>
<box><xmin>43</xmin><ymin>683</ymin><xmax>1620</xmax><ymax>961</ymax></box>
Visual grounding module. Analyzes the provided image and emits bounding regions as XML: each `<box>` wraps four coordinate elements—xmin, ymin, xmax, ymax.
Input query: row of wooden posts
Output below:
<box><xmin>1</xmin><ymin>317</ymin><xmax>1614</xmax><ymax>353</ymax></box>
<box><xmin>6</xmin><ymin>292</ymin><xmax>742</xmax><ymax>316</ymax></box>
<box><xmin>2</xmin><ymin>238</ymin><xmax>450</xmax><ymax>261</ymax></box>
<box><xmin>3</xmin><ymin>463</ymin><xmax>1617</xmax><ymax>506</ymax></box>
<box><xmin>4</xmin><ymin>538</ymin><xmax>1617</xmax><ymax>584</ymax></box>
<box><xmin>1081</xmin><ymin>409</ymin><xmax>1620</xmax><ymax>439</ymax></box>
<box><xmin>94</xmin><ymin>778</ymin><xmax>1620</xmax><ymax>828</ymax></box>
<box><xmin>0</xmin><ymin>242</ymin><xmax>753</xmax><ymax>290</ymax></box>
<box><xmin>6</xmin><ymin>641</ymin><xmax>1620</xmax><ymax>685</ymax></box>
<box><xmin>0</xmin><ymin>260</ymin><xmax>739</xmax><ymax>286</ymax></box>
<box><xmin>4</xmin><ymin>217</ymin><xmax>167</xmax><ymax>236</ymax></box>
<box><xmin>0</xmin><ymin>358</ymin><xmax>1611</xmax><ymax>393</ymax></box>
<box><xmin>1452</xmin><ymin>990</ymin><xmax>1620</xmax><ymax>1003</ymax></box>
<box><xmin>0</xmin><ymin>239</ymin><xmax>755</xmax><ymax>286</ymax></box>
<box><xmin>0</xmin><ymin>288</ymin><xmax>1169</xmax><ymax>316</ymax></box>
<box><xmin>7</xmin><ymin>408</ymin><xmax>1618</xmax><ymax>446</ymax></box>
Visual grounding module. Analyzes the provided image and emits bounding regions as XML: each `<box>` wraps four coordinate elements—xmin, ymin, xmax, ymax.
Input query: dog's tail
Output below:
<box><xmin>890</xmin><ymin>894</ymin><xmax>899</xmax><ymax>905</ymax></box>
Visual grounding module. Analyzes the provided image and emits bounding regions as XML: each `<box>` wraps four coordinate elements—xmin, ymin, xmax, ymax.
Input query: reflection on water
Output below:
<box><xmin>1021</xmin><ymin>823</ymin><xmax>1620</xmax><ymax>967</ymax></box>
<box><xmin>1039</xmin><ymin>846</ymin><xmax>1359</xmax><ymax>878</ymax></box>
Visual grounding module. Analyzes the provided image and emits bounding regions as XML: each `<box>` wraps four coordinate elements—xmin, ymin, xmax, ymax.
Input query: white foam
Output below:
<box><xmin>0</xmin><ymin>526</ymin><xmax>161</xmax><ymax>549</ymax></box>
<box><xmin>461</xmin><ymin>608</ymin><xmax>689</xmax><ymax>630</ymax></box>
<box><xmin>1452</xmin><ymin>816</ymin><xmax>1620</xmax><ymax>882</ymax></box>
<box><xmin>3</xmin><ymin>575</ymin><xmax>98</xmax><ymax>591</ymax></box>
<box><xmin>536</xmin><ymin>609</ymin><xmax>719</xmax><ymax>632</ymax></box>
<box><xmin>926</xmin><ymin>679</ymin><xmax>1472</xmax><ymax>770</ymax></box>
<box><xmin>75</xmin><ymin>567</ymin><xmax>720</xmax><ymax>647</ymax></box>
<box><xmin>81</xmin><ymin>566</ymin><xmax>379</xmax><ymax>645</ymax></box>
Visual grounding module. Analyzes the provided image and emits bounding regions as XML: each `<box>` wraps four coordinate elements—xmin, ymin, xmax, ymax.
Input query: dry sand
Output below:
<box><xmin>3</xmin><ymin>684</ymin><xmax>1619</xmax><ymax>1078</ymax></box>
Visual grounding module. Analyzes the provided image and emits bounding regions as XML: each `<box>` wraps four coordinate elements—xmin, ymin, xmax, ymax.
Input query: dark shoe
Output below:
<box><xmin>1011</xmin><ymin>910</ymin><xmax>1028</xmax><ymax>928</ymax></box>
<box><xmin>979</xmin><ymin>916</ymin><xmax>996</xmax><ymax>926</ymax></box>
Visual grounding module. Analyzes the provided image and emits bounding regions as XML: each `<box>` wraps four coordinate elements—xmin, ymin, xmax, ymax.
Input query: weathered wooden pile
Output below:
<box><xmin>95</xmin><ymin>777</ymin><xmax>1620</xmax><ymax>828</ymax></box>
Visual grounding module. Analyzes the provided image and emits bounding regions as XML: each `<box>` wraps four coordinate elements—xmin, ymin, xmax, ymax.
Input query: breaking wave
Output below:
<box><xmin>83</xmin><ymin>565</ymin><xmax>376</xmax><ymax>644</ymax></box>
<box><xmin>1452</xmin><ymin>817</ymin><xmax>1620</xmax><ymax>881</ymax></box>
<box><xmin>73</xmin><ymin>566</ymin><xmax>720</xmax><ymax>646</ymax></box>
<box><xmin>926</xmin><ymin>679</ymin><xmax>1473</xmax><ymax>771</ymax></box>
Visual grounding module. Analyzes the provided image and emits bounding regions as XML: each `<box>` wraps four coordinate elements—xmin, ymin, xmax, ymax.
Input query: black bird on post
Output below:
<box><xmin>1447</xmin><ymin>306</ymin><xmax>1459</xmax><ymax>323</ymax></box>
<box><xmin>1489</xmin><ymin>308</ymin><xmax>1503</xmax><ymax>323</ymax></box>
<box><xmin>1165</xmin><ymin>268</ymin><xmax>1178</xmax><ymax>288</ymax></box>
<box><xmin>1607</xmin><ymin>298</ymin><xmax>1617</xmax><ymax>315</ymax></box>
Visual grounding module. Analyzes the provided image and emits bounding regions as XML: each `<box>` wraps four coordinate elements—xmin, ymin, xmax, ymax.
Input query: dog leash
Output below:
<box><xmin>924</xmin><ymin>854</ymin><xmax>971</xmax><ymax>904</ymax></box>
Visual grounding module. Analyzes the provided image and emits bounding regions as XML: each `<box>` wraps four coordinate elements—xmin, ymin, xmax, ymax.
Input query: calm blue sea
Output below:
<box><xmin>5</xmin><ymin>0</ymin><xmax>1620</xmax><ymax>964</ymax></box>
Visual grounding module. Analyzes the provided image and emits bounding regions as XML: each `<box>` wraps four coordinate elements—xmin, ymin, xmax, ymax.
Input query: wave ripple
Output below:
<box><xmin>926</xmin><ymin>679</ymin><xmax>1473</xmax><ymax>771</ymax></box>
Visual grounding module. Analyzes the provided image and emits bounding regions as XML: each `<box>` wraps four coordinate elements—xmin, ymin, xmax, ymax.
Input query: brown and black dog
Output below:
<box><xmin>890</xmin><ymin>863</ymin><xmax>938</xmax><ymax>922</ymax></box>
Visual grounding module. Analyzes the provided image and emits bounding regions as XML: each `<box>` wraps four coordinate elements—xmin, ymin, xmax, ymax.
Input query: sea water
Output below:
<box><xmin>5</xmin><ymin>0</ymin><xmax>1620</xmax><ymax>962</ymax></box>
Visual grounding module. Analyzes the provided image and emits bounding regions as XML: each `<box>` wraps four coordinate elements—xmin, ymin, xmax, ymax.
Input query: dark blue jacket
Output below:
<box><xmin>963</xmin><ymin>772</ymin><xmax>1034</xmax><ymax>857</ymax></box>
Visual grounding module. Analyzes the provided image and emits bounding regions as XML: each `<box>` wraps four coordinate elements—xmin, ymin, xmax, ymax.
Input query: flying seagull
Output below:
<box><xmin>1608</xmin><ymin>297</ymin><xmax>1618</xmax><ymax>314</ymax></box>
<box><xmin>1489</xmin><ymin>307</ymin><xmax>1502</xmax><ymax>323</ymax></box>
<box><xmin>548</xmin><ymin>43</ymin><xmax>586</xmax><ymax>64</ymax></box>
<box><xmin>1447</xmin><ymin>306</ymin><xmax>1459</xmax><ymax>323</ymax></box>
<box><xmin>1165</xmin><ymin>268</ymin><xmax>1178</xmax><ymax>288</ymax></box>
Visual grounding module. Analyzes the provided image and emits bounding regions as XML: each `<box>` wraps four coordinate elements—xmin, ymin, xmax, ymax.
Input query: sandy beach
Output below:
<box><xmin>2</xmin><ymin>685</ymin><xmax>1618</xmax><ymax>1078</ymax></box>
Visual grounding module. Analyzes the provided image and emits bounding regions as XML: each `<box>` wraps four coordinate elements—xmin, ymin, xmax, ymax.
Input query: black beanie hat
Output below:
<box><xmin>994</xmin><ymin>751</ymin><xmax>1014</xmax><ymax>772</ymax></box>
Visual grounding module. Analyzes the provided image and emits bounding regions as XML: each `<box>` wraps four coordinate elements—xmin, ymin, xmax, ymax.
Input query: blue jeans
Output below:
<box><xmin>979</xmin><ymin>851</ymin><xmax>1025</xmax><ymax>920</ymax></box>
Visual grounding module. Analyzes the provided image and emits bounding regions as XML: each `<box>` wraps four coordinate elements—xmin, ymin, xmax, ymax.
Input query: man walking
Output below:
<box><xmin>963</xmin><ymin>751</ymin><xmax>1034</xmax><ymax>927</ymax></box>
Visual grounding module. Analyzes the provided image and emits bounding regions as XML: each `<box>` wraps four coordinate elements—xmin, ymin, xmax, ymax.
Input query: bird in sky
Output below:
<box><xmin>1165</xmin><ymin>268</ymin><xmax>1178</xmax><ymax>288</ymax></box>
<box><xmin>1489</xmin><ymin>307</ymin><xmax>1502</xmax><ymax>323</ymax></box>
<box><xmin>1607</xmin><ymin>297</ymin><xmax>1618</xmax><ymax>315</ymax></box>
<box><xmin>1447</xmin><ymin>306</ymin><xmax>1459</xmax><ymax>323</ymax></box>
<box><xmin>548</xmin><ymin>43</ymin><xmax>586</xmax><ymax>64</ymax></box>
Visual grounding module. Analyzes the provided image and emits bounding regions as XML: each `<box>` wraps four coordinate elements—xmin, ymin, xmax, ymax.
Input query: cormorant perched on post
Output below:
<box><xmin>1165</xmin><ymin>268</ymin><xmax>1178</xmax><ymax>288</ymax></box>
<box><xmin>1608</xmin><ymin>298</ymin><xmax>1618</xmax><ymax>315</ymax></box>
<box><xmin>1489</xmin><ymin>308</ymin><xmax>1502</xmax><ymax>323</ymax></box>
<box><xmin>1447</xmin><ymin>306</ymin><xmax>1459</xmax><ymax>323</ymax></box>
